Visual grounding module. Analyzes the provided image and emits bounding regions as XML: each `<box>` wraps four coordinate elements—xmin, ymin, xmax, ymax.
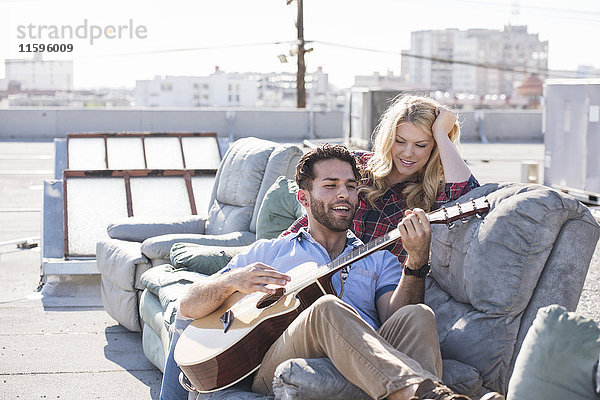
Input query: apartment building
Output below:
<box><xmin>401</xmin><ymin>25</ymin><xmax>548</xmax><ymax>96</ymax></box>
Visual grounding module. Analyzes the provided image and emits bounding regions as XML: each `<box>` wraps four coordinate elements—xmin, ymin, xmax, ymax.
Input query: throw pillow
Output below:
<box><xmin>255</xmin><ymin>176</ymin><xmax>304</xmax><ymax>240</ymax></box>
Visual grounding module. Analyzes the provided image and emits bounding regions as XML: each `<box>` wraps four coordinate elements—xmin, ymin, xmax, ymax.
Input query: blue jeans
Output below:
<box><xmin>159</xmin><ymin>313</ymin><xmax>194</xmax><ymax>400</ymax></box>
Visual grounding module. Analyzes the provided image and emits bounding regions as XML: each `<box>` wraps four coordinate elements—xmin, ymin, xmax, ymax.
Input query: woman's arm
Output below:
<box><xmin>432</xmin><ymin>108</ymin><xmax>472</xmax><ymax>183</ymax></box>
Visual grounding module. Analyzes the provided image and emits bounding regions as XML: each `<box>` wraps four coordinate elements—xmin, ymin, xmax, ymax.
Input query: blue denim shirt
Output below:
<box><xmin>220</xmin><ymin>228</ymin><xmax>402</xmax><ymax>330</ymax></box>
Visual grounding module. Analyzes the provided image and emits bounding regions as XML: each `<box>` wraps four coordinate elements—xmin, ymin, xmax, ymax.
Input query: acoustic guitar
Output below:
<box><xmin>175</xmin><ymin>197</ymin><xmax>490</xmax><ymax>393</ymax></box>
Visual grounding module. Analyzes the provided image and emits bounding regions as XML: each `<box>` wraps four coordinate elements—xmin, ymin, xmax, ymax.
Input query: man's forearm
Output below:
<box><xmin>379</xmin><ymin>268</ymin><xmax>426</xmax><ymax>322</ymax></box>
<box><xmin>179</xmin><ymin>275</ymin><xmax>235</xmax><ymax>320</ymax></box>
<box><xmin>392</xmin><ymin>274</ymin><xmax>425</xmax><ymax>307</ymax></box>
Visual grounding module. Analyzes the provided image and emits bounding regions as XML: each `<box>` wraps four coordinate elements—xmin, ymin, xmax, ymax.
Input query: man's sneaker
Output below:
<box><xmin>410</xmin><ymin>379</ymin><xmax>505</xmax><ymax>400</ymax></box>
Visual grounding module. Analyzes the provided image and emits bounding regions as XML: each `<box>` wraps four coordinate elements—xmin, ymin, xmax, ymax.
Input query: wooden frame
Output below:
<box><xmin>61</xmin><ymin>132</ymin><xmax>222</xmax><ymax>257</ymax></box>
<box><xmin>62</xmin><ymin>168</ymin><xmax>217</xmax><ymax>257</ymax></box>
<box><xmin>66</xmin><ymin>132</ymin><xmax>221</xmax><ymax>170</ymax></box>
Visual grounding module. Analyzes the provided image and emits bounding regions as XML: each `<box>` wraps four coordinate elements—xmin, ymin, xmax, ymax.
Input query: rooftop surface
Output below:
<box><xmin>1</xmin><ymin>140</ymin><xmax>598</xmax><ymax>399</ymax></box>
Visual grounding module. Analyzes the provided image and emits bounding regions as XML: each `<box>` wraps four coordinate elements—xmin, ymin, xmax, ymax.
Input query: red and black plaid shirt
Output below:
<box><xmin>281</xmin><ymin>151</ymin><xmax>479</xmax><ymax>262</ymax></box>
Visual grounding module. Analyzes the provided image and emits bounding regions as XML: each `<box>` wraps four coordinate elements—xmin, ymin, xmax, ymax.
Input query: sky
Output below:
<box><xmin>1</xmin><ymin>0</ymin><xmax>599</xmax><ymax>90</ymax></box>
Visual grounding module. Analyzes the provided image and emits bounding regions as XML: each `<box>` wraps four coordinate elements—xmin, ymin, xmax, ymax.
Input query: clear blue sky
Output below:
<box><xmin>1</xmin><ymin>0</ymin><xmax>599</xmax><ymax>89</ymax></box>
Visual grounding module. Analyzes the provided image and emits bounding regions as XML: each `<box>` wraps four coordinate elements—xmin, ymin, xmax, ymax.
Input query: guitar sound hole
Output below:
<box><xmin>256</xmin><ymin>287</ymin><xmax>285</xmax><ymax>309</ymax></box>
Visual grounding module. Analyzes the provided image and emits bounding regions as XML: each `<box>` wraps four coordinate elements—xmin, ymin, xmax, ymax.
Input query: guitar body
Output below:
<box><xmin>175</xmin><ymin>262</ymin><xmax>336</xmax><ymax>393</ymax></box>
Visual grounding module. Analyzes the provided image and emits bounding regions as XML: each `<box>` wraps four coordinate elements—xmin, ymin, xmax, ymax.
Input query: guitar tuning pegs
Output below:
<box><xmin>461</xmin><ymin>217</ymin><xmax>469</xmax><ymax>224</ymax></box>
<box><xmin>446</xmin><ymin>222</ymin><xmax>455</xmax><ymax>230</ymax></box>
<box><xmin>475</xmin><ymin>213</ymin><xmax>483</xmax><ymax>219</ymax></box>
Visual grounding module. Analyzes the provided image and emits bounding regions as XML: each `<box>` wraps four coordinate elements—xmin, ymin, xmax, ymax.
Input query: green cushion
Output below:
<box><xmin>256</xmin><ymin>176</ymin><xmax>303</xmax><ymax>240</ymax></box>
<box><xmin>170</xmin><ymin>243</ymin><xmax>249</xmax><ymax>275</ymax></box>
<box><xmin>507</xmin><ymin>305</ymin><xmax>600</xmax><ymax>400</ymax></box>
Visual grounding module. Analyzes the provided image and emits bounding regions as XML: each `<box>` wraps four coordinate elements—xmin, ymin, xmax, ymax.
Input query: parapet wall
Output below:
<box><xmin>0</xmin><ymin>107</ymin><xmax>543</xmax><ymax>142</ymax></box>
<box><xmin>459</xmin><ymin>110</ymin><xmax>543</xmax><ymax>142</ymax></box>
<box><xmin>0</xmin><ymin>108</ymin><xmax>344</xmax><ymax>141</ymax></box>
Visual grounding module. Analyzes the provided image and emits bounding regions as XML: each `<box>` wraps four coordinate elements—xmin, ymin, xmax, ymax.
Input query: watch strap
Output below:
<box><xmin>403</xmin><ymin>262</ymin><xmax>430</xmax><ymax>278</ymax></box>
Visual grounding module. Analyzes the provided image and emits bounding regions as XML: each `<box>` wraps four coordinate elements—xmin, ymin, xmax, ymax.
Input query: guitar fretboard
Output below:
<box><xmin>327</xmin><ymin>229</ymin><xmax>401</xmax><ymax>271</ymax></box>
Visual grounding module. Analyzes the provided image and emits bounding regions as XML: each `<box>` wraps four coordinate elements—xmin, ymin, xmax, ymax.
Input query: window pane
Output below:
<box><xmin>68</xmin><ymin>138</ymin><xmax>106</xmax><ymax>170</ymax></box>
<box><xmin>66</xmin><ymin>177</ymin><xmax>127</xmax><ymax>256</ymax></box>
<box><xmin>182</xmin><ymin>137</ymin><xmax>221</xmax><ymax>169</ymax></box>
<box><xmin>191</xmin><ymin>175</ymin><xmax>216</xmax><ymax>217</ymax></box>
<box><xmin>130</xmin><ymin>177</ymin><xmax>191</xmax><ymax>217</ymax></box>
<box><xmin>107</xmin><ymin>137</ymin><xmax>145</xmax><ymax>169</ymax></box>
<box><xmin>145</xmin><ymin>137</ymin><xmax>184</xmax><ymax>169</ymax></box>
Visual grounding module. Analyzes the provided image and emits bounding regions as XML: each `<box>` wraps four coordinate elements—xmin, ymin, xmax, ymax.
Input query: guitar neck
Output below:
<box><xmin>328</xmin><ymin>228</ymin><xmax>401</xmax><ymax>273</ymax></box>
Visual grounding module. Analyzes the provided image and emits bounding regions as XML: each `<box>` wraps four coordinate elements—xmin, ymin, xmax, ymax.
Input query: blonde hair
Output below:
<box><xmin>361</xmin><ymin>95</ymin><xmax>461</xmax><ymax>211</ymax></box>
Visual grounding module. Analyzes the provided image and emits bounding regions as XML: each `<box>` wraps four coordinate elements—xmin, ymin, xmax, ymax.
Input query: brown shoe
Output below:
<box><xmin>409</xmin><ymin>379</ymin><xmax>471</xmax><ymax>400</ymax></box>
<box><xmin>409</xmin><ymin>379</ymin><xmax>505</xmax><ymax>400</ymax></box>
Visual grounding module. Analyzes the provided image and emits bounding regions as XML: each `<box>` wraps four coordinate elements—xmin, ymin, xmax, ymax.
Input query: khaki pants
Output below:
<box><xmin>252</xmin><ymin>295</ymin><xmax>443</xmax><ymax>400</ymax></box>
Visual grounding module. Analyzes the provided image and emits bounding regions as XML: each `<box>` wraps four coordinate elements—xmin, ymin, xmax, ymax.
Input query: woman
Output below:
<box><xmin>283</xmin><ymin>95</ymin><xmax>479</xmax><ymax>261</ymax></box>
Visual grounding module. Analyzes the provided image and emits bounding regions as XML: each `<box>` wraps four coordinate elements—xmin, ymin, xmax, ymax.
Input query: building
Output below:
<box><xmin>5</xmin><ymin>88</ymin><xmax>134</xmax><ymax>107</ymax></box>
<box><xmin>134</xmin><ymin>67</ymin><xmax>333</xmax><ymax>109</ymax></box>
<box><xmin>401</xmin><ymin>25</ymin><xmax>548</xmax><ymax>97</ymax></box>
<box><xmin>4</xmin><ymin>53</ymin><xmax>73</xmax><ymax>91</ymax></box>
<box><xmin>401</xmin><ymin>29</ymin><xmax>456</xmax><ymax>92</ymax></box>
<box><xmin>134</xmin><ymin>67</ymin><xmax>258</xmax><ymax>108</ymax></box>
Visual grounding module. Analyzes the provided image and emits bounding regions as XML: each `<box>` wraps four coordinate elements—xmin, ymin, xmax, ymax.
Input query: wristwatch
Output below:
<box><xmin>403</xmin><ymin>262</ymin><xmax>430</xmax><ymax>278</ymax></box>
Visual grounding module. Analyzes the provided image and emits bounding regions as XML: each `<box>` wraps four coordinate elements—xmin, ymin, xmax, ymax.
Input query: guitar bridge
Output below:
<box><xmin>220</xmin><ymin>310</ymin><xmax>234</xmax><ymax>333</ymax></box>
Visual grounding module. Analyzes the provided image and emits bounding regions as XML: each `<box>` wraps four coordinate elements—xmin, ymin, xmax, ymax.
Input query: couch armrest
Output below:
<box><xmin>96</xmin><ymin>238</ymin><xmax>149</xmax><ymax>291</ymax></box>
<box><xmin>107</xmin><ymin>215</ymin><xmax>207</xmax><ymax>242</ymax></box>
<box><xmin>170</xmin><ymin>243</ymin><xmax>251</xmax><ymax>275</ymax></box>
<box><xmin>140</xmin><ymin>231</ymin><xmax>256</xmax><ymax>261</ymax></box>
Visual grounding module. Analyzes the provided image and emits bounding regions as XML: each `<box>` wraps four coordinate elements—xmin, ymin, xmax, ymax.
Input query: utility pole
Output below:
<box><xmin>296</xmin><ymin>0</ymin><xmax>306</xmax><ymax>108</ymax></box>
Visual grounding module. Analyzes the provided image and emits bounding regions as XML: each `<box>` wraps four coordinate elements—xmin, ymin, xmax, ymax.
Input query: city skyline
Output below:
<box><xmin>1</xmin><ymin>0</ymin><xmax>599</xmax><ymax>90</ymax></box>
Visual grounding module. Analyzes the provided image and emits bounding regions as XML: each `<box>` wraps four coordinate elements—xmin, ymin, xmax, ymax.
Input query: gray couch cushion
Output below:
<box><xmin>96</xmin><ymin>238</ymin><xmax>148</xmax><ymax>291</ymax></box>
<box><xmin>273</xmin><ymin>358</ymin><xmax>370</xmax><ymax>400</ymax></box>
<box><xmin>107</xmin><ymin>215</ymin><xmax>206</xmax><ymax>242</ymax></box>
<box><xmin>425</xmin><ymin>182</ymin><xmax>600</xmax><ymax>393</ymax></box>
<box><xmin>271</xmin><ymin>357</ymin><xmax>483</xmax><ymax>399</ymax></box>
<box><xmin>205</xmin><ymin>138</ymin><xmax>275</xmax><ymax>235</ymax></box>
<box><xmin>100</xmin><ymin>277</ymin><xmax>142</xmax><ymax>332</ymax></box>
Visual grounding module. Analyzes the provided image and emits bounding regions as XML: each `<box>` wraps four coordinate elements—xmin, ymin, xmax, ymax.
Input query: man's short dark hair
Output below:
<box><xmin>295</xmin><ymin>144</ymin><xmax>361</xmax><ymax>190</ymax></box>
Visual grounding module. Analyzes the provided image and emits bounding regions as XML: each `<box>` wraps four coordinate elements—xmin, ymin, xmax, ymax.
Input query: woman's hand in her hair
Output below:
<box><xmin>432</xmin><ymin>106</ymin><xmax>457</xmax><ymax>142</ymax></box>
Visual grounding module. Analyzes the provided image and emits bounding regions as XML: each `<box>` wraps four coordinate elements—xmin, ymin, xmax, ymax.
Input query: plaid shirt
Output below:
<box><xmin>281</xmin><ymin>151</ymin><xmax>479</xmax><ymax>262</ymax></box>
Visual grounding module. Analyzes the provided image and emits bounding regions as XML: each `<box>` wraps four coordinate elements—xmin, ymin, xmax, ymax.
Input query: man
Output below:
<box><xmin>161</xmin><ymin>145</ymin><xmax>503</xmax><ymax>400</ymax></box>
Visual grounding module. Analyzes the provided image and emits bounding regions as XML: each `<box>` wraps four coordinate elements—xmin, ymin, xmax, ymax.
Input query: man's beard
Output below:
<box><xmin>309</xmin><ymin>195</ymin><xmax>355</xmax><ymax>232</ymax></box>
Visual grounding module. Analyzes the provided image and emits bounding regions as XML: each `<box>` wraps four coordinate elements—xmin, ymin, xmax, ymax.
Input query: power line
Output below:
<box><xmin>76</xmin><ymin>41</ymin><xmax>296</xmax><ymax>60</ymax></box>
<box><xmin>441</xmin><ymin>0</ymin><xmax>600</xmax><ymax>23</ymax></box>
<box><xmin>311</xmin><ymin>40</ymin><xmax>600</xmax><ymax>79</ymax></box>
